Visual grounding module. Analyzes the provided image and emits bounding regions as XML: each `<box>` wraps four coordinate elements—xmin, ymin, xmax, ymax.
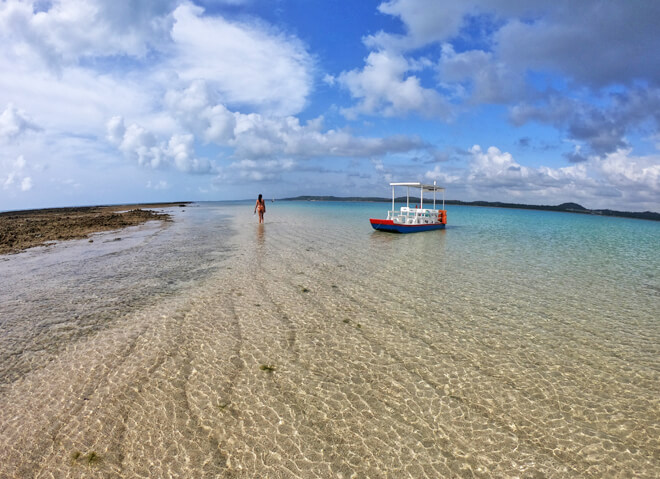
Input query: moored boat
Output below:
<box><xmin>370</xmin><ymin>182</ymin><xmax>447</xmax><ymax>233</ymax></box>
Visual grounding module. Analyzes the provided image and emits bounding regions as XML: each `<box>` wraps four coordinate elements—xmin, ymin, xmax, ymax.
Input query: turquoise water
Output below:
<box><xmin>1</xmin><ymin>201</ymin><xmax>658</xmax><ymax>477</ymax></box>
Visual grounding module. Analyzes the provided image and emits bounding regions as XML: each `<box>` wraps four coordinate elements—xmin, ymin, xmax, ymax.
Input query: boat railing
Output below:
<box><xmin>388</xmin><ymin>207</ymin><xmax>445</xmax><ymax>224</ymax></box>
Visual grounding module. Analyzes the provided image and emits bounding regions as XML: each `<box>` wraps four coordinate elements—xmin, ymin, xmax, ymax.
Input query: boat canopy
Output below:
<box><xmin>389</xmin><ymin>181</ymin><xmax>445</xmax><ymax>210</ymax></box>
<box><xmin>390</xmin><ymin>182</ymin><xmax>445</xmax><ymax>192</ymax></box>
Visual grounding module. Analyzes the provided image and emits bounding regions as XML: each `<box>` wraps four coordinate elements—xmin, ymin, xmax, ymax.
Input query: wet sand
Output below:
<box><xmin>0</xmin><ymin>203</ymin><xmax>187</xmax><ymax>255</ymax></box>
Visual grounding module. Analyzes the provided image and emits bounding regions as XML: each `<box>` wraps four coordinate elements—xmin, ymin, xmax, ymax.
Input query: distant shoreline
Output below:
<box><xmin>281</xmin><ymin>196</ymin><xmax>660</xmax><ymax>222</ymax></box>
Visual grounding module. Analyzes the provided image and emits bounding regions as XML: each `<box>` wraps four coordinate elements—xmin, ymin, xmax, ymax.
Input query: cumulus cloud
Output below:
<box><xmin>231</xmin><ymin>112</ymin><xmax>428</xmax><ymax>159</ymax></box>
<box><xmin>425</xmin><ymin>144</ymin><xmax>660</xmax><ymax>209</ymax></box>
<box><xmin>598</xmin><ymin>149</ymin><xmax>660</xmax><ymax>197</ymax></box>
<box><xmin>337</xmin><ymin>50</ymin><xmax>451</xmax><ymax>119</ymax></box>
<box><xmin>170</xmin><ymin>3</ymin><xmax>314</xmax><ymax>116</ymax></box>
<box><xmin>107</xmin><ymin>116</ymin><xmax>162</xmax><ymax>169</ymax></box>
<box><xmin>106</xmin><ymin>116</ymin><xmax>213</xmax><ymax>173</ymax></box>
<box><xmin>0</xmin><ymin>0</ymin><xmax>318</xmax><ymax>144</ymax></box>
<box><xmin>2</xmin><ymin>155</ymin><xmax>33</xmax><ymax>192</ymax></box>
<box><xmin>167</xmin><ymin>133</ymin><xmax>212</xmax><ymax>173</ymax></box>
<box><xmin>426</xmin><ymin>144</ymin><xmax>597</xmax><ymax>203</ymax></box>
<box><xmin>0</xmin><ymin>103</ymin><xmax>41</xmax><ymax>141</ymax></box>
<box><xmin>165</xmin><ymin>80</ymin><xmax>430</xmax><ymax>159</ymax></box>
<box><xmin>165</xmin><ymin>81</ymin><xmax>235</xmax><ymax>144</ymax></box>
<box><xmin>0</xmin><ymin>0</ymin><xmax>177</xmax><ymax>69</ymax></box>
<box><xmin>20</xmin><ymin>176</ymin><xmax>33</xmax><ymax>191</ymax></box>
<box><xmin>465</xmin><ymin>145</ymin><xmax>535</xmax><ymax>189</ymax></box>
<box><xmin>365</xmin><ymin>0</ymin><xmax>466</xmax><ymax>51</ymax></box>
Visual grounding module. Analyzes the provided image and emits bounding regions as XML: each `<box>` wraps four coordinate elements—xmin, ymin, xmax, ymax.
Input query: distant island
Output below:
<box><xmin>281</xmin><ymin>196</ymin><xmax>660</xmax><ymax>222</ymax></box>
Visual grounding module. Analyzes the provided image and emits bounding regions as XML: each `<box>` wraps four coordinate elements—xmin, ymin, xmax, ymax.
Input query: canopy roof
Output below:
<box><xmin>390</xmin><ymin>182</ymin><xmax>445</xmax><ymax>192</ymax></box>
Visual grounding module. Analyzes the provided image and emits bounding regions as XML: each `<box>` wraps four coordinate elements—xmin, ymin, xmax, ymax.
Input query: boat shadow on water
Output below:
<box><xmin>369</xmin><ymin>226</ymin><xmax>448</xmax><ymax>252</ymax></box>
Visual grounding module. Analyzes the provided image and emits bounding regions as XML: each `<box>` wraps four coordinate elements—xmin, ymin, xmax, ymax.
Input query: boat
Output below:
<box><xmin>370</xmin><ymin>182</ymin><xmax>447</xmax><ymax>233</ymax></box>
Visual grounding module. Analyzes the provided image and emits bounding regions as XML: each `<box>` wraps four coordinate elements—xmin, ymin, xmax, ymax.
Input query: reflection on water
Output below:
<box><xmin>0</xmin><ymin>202</ymin><xmax>658</xmax><ymax>478</ymax></box>
<box><xmin>256</xmin><ymin>223</ymin><xmax>265</xmax><ymax>248</ymax></box>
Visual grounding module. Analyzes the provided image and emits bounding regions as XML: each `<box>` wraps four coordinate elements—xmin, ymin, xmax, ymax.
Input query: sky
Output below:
<box><xmin>1</xmin><ymin>0</ymin><xmax>660</xmax><ymax>212</ymax></box>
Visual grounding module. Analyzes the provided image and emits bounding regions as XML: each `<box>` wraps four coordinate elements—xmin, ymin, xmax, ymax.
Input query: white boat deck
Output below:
<box><xmin>387</xmin><ymin>207</ymin><xmax>444</xmax><ymax>225</ymax></box>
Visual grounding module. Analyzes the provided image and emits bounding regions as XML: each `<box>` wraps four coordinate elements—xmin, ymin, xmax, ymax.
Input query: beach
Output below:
<box><xmin>0</xmin><ymin>201</ymin><xmax>658</xmax><ymax>477</ymax></box>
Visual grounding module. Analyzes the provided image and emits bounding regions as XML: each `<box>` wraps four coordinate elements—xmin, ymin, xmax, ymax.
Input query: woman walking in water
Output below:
<box><xmin>254</xmin><ymin>194</ymin><xmax>266</xmax><ymax>223</ymax></box>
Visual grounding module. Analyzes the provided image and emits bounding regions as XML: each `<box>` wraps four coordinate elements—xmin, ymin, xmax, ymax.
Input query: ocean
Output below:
<box><xmin>1</xmin><ymin>201</ymin><xmax>658</xmax><ymax>477</ymax></box>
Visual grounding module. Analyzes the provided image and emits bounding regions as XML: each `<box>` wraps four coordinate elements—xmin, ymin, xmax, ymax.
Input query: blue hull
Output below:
<box><xmin>370</xmin><ymin>219</ymin><xmax>446</xmax><ymax>233</ymax></box>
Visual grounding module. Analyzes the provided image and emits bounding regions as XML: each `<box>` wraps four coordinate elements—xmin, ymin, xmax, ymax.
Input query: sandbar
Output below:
<box><xmin>0</xmin><ymin>203</ymin><xmax>188</xmax><ymax>255</ymax></box>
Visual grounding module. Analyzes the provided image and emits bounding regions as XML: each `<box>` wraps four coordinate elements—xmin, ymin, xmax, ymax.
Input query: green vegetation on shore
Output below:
<box><xmin>281</xmin><ymin>196</ymin><xmax>660</xmax><ymax>221</ymax></box>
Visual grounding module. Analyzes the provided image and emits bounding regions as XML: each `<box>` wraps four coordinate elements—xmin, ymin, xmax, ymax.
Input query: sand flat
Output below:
<box><xmin>0</xmin><ymin>203</ymin><xmax>188</xmax><ymax>255</ymax></box>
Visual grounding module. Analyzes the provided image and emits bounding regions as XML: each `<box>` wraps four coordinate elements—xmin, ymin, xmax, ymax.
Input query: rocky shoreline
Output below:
<box><xmin>0</xmin><ymin>203</ymin><xmax>188</xmax><ymax>255</ymax></box>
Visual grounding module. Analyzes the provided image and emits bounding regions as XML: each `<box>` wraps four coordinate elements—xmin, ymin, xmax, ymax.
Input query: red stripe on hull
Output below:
<box><xmin>369</xmin><ymin>218</ymin><xmax>446</xmax><ymax>233</ymax></box>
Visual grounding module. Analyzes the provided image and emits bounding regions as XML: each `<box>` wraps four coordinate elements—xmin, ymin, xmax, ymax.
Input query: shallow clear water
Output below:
<box><xmin>1</xmin><ymin>201</ymin><xmax>658</xmax><ymax>477</ymax></box>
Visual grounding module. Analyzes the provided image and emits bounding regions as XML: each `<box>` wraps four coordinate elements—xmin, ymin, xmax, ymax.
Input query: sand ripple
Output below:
<box><xmin>1</xmin><ymin>204</ymin><xmax>658</xmax><ymax>477</ymax></box>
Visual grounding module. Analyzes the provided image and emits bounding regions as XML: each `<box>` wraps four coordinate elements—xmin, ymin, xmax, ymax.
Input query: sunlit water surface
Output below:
<box><xmin>1</xmin><ymin>201</ymin><xmax>658</xmax><ymax>478</ymax></box>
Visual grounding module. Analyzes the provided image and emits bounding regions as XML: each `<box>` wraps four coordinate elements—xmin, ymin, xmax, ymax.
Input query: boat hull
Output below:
<box><xmin>369</xmin><ymin>218</ymin><xmax>446</xmax><ymax>233</ymax></box>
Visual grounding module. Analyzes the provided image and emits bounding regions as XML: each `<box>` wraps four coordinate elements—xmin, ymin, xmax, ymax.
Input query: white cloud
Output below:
<box><xmin>230</xmin><ymin>111</ymin><xmax>428</xmax><ymax>159</ymax></box>
<box><xmin>218</xmin><ymin>158</ymin><xmax>296</xmax><ymax>182</ymax></box>
<box><xmin>146</xmin><ymin>180</ymin><xmax>169</xmax><ymax>190</ymax></box>
<box><xmin>167</xmin><ymin>133</ymin><xmax>212</xmax><ymax>174</ymax></box>
<box><xmin>107</xmin><ymin>116</ymin><xmax>212</xmax><ymax>173</ymax></box>
<box><xmin>164</xmin><ymin>81</ymin><xmax>429</xmax><ymax>159</ymax></box>
<box><xmin>0</xmin><ymin>103</ymin><xmax>41</xmax><ymax>141</ymax></box>
<box><xmin>169</xmin><ymin>3</ymin><xmax>314</xmax><ymax>116</ymax></box>
<box><xmin>338</xmin><ymin>50</ymin><xmax>450</xmax><ymax>119</ymax></box>
<box><xmin>165</xmin><ymin>81</ymin><xmax>237</xmax><ymax>143</ymax></box>
<box><xmin>0</xmin><ymin>0</ymin><xmax>176</xmax><ymax>69</ymax></box>
<box><xmin>466</xmin><ymin>145</ymin><xmax>532</xmax><ymax>188</ymax></box>
<box><xmin>1</xmin><ymin>1</ymin><xmax>319</xmax><ymax>169</ymax></box>
<box><xmin>20</xmin><ymin>176</ymin><xmax>33</xmax><ymax>191</ymax></box>
<box><xmin>463</xmin><ymin>145</ymin><xmax>597</xmax><ymax>196</ymax></box>
<box><xmin>425</xmin><ymin>166</ymin><xmax>461</xmax><ymax>185</ymax></box>
<box><xmin>3</xmin><ymin>172</ymin><xmax>15</xmax><ymax>189</ymax></box>
<box><xmin>107</xmin><ymin>117</ymin><xmax>162</xmax><ymax>168</ymax></box>
<box><xmin>366</xmin><ymin>0</ymin><xmax>466</xmax><ymax>51</ymax></box>
<box><xmin>106</xmin><ymin>115</ymin><xmax>126</xmax><ymax>145</ymax></box>
<box><xmin>598</xmin><ymin>149</ymin><xmax>660</xmax><ymax>194</ymax></box>
<box><xmin>425</xmin><ymin>144</ymin><xmax>660</xmax><ymax>209</ymax></box>
<box><xmin>2</xmin><ymin>155</ymin><xmax>33</xmax><ymax>192</ymax></box>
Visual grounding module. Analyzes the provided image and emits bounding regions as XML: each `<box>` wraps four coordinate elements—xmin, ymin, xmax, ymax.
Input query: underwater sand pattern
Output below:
<box><xmin>0</xmin><ymin>203</ymin><xmax>658</xmax><ymax>477</ymax></box>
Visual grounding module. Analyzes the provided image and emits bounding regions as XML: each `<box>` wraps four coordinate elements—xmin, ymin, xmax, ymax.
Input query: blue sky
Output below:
<box><xmin>1</xmin><ymin>0</ymin><xmax>660</xmax><ymax>212</ymax></box>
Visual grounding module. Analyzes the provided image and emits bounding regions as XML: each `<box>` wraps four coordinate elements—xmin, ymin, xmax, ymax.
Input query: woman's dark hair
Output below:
<box><xmin>258</xmin><ymin>194</ymin><xmax>263</xmax><ymax>201</ymax></box>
